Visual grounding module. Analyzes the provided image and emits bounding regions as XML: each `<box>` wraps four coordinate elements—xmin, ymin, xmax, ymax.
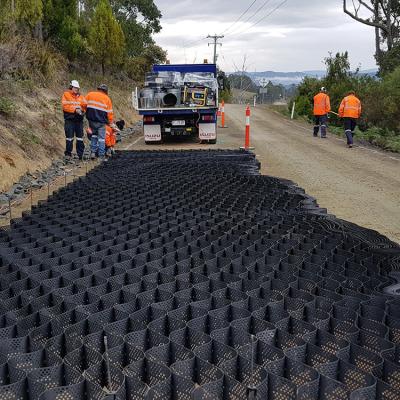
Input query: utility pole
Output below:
<box><xmin>207</xmin><ymin>34</ymin><xmax>224</xmax><ymax>64</ymax></box>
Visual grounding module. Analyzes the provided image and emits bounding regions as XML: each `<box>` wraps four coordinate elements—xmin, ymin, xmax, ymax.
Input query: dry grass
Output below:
<box><xmin>0</xmin><ymin>75</ymin><xmax>139</xmax><ymax>191</ymax></box>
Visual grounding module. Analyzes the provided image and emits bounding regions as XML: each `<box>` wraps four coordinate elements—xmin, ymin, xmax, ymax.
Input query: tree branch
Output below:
<box><xmin>359</xmin><ymin>0</ymin><xmax>374</xmax><ymax>13</ymax></box>
<box><xmin>343</xmin><ymin>0</ymin><xmax>388</xmax><ymax>31</ymax></box>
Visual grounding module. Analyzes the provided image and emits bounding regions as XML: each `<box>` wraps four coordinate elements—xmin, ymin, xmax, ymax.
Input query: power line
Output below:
<box><xmin>248</xmin><ymin>0</ymin><xmax>289</xmax><ymax>30</ymax></box>
<box><xmin>225</xmin><ymin>0</ymin><xmax>289</xmax><ymax>39</ymax></box>
<box><xmin>220</xmin><ymin>0</ymin><xmax>259</xmax><ymax>35</ymax></box>
<box><xmin>182</xmin><ymin>36</ymin><xmax>208</xmax><ymax>50</ymax></box>
<box><xmin>225</xmin><ymin>0</ymin><xmax>273</xmax><ymax>36</ymax></box>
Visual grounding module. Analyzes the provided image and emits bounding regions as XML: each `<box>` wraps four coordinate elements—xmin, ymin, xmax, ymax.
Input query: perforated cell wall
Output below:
<box><xmin>0</xmin><ymin>149</ymin><xmax>399</xmax><ymax>400</ymax></box>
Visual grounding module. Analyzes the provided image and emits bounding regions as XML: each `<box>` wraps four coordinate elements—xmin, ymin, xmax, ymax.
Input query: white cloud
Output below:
<box><xmin>153</xmin><ymin>0</ymin><xmax>377</xmax><ymax>72</ymax></box>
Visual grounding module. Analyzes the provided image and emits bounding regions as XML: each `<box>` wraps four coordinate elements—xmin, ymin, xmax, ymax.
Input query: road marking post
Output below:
<box><xmin>219</xmin><ymin>100</ymin><xmax>227</xmax><ymax>128</ymax></box>
<box><xmin>240</xmin><ymin>105</ymin><xmax>255</xmax><ymax>151</ymax></box>
<box><xmin>291</xmin><ymin>102</ymin><xmax>296</xmax><ymax>120</ymax></box>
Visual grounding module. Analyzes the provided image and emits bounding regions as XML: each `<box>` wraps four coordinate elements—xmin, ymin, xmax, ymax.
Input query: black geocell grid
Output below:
<box><xmin>0</xmin><ymin>150</ymin><xmax>399</xmax><ymax>400</ymax></box>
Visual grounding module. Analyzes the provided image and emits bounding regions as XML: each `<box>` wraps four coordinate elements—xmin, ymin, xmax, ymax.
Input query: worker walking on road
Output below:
<box><xmin>339</xmin><ymin>90</ymin><xmax>362</xmax><ymax>148</ymax></box>
<box><xmin>313</xmin><ymin>87</ymin><xmax>331</xmax><ymax>138</ymax></box>
<box><xmin>61</xmin><ymin>80</ymin><xmax>87</xmax><ymax>160</ymax></box>
<box><xmin>86</xmin><ymin>84</ymin><xmax>114</xmax><ymax>161</ymax></box>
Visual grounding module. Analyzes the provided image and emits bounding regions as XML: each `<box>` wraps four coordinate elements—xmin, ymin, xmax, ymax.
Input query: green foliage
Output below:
<box><xmin>379</xmin><ymin>44</ymin><xmax>400</xmax><ymax>76</ymax></box>
<box><xmin>16</xmin><ymin>0</ymin><xmax>43</xmax><ymax>30</ymax></box>
<box><xmin>111</xmin><ymin>0</ymin><xmax>162</xmax><ymax>57</ymax></box>
<box><xmin>124</xmin><ymin>43</ymin><xmax>166</xmax><ymax>81</ymax></box>
<box><xmin>263</xmin><ymin>81</ymin><xmax>286</xmax><ymax>103</ymax></box>
<box><xmin>88</xmin><ymin>0</ymin><xmax>125</xmax><ymax>75</ymax></box>
<box><xmin>324</xmin><ymin>51</ymin><xmax>351</xmax><ymax>85</ymax></box>
<box><xmin>0</xmin><ymin>97</ymin><xmax>17</xmax><ymax>115</ymax></box>
<box><xmin>229</xmin><ymin>74</ymin><xmax>258</xmax><ymax>93</ymax></box>
<box><xmin>42</xmin><ymin>0</ymin><xmax>85</xmax><ymax>59</ymax></box>
<box><xmin>81</xmin><ymin>0</ymin><xmax>162</xmax><ymax>57</ymax></box>
<box><xmin>57</xmin><ymin>16</ymin><xmax>85</xmax><ymax>59</ymax></box>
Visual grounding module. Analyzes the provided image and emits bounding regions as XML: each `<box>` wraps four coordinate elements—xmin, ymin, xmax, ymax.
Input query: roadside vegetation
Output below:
<box><xmin>290</xmin><ymin>2</ymin><xmax>400</xmax><ymax>153</ymax></box>
<box><xmin>290</xmin><ymin>52</ymin><xmax>400</xmax><ymax>153</ymax></box>
<box><xmin>0</xmin><ymin>0</ymin><xmax>167</xmax><ymax>83</ymax></box>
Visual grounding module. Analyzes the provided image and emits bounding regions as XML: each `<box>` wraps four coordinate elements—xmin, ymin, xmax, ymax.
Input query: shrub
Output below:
<box><xmin>0</xmin><ymin>97</ymin><xmax>17</xmax><ymax>115</ymax></box>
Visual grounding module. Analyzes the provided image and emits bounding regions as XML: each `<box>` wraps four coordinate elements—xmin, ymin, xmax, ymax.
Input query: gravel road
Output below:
<box><xmin>224</xmin><ymin>104</ymin><xmax>400</xmax><ymax>244</ymax></box>
<box><xmin>133</xmin><ymin>104</ymin><xmax>399</xmax><ymax>244</ymax></box>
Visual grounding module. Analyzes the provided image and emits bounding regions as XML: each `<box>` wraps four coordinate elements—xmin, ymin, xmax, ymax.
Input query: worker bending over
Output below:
<box><xmin>313</xmin><ymin>87</ymin><xmax>331</xmax><ymax>138</ymax></box>
<box><xmin>61</xmin><ymin>80</ymin><xmax>87</xmax><ymax>160</ymax></box>
<box><xmin>105</xmin><ymin>125</ymin><xmax>117</xmax><ymax>157</ymax></box>
<box><xmin>86</xmin><ymin>84</ymin><xmax>114</xmax><ymax>161</ymax></box>
<box><xmin>339</xmin><ymin>91</ymin><xmax>362</xmax><ymax>148</ymax></box>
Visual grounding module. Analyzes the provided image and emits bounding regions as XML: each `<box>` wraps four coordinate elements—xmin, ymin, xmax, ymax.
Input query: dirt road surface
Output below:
<box><xmin>133</xmin><ymin>104</ymin><xmax>400</xmax><ymax>244</ymax></box>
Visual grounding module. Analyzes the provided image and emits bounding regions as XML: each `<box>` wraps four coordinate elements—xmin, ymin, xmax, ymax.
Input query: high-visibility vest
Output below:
<box><xmin>339</xmin><ymin>95</ymin><xmax>362</xmax><ymax>119</ymax></box>
<box><xmin>61</xmin><ymin>90</ymin><xmax>87</xmax><ymax>119</ymax></box>
<box><xmin>86</xmin><ymin>91</ymin><xmax>114</xmax><ymax>124</ymax></box>
<box><xmin>105</xmin><ymin>125</ymin><xmax>116</xmax><ymax>147</ymax></box>
<box><xmin>313</xmin><ymin>93</ymin><xmax>331</xmax><ymax>116</ymax></box>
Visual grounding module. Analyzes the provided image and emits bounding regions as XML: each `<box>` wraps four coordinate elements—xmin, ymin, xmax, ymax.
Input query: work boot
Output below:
<box><xmin>90</xmin><ymin>152</ymin><xmax>96</xmax><ymax>160</ymax></box>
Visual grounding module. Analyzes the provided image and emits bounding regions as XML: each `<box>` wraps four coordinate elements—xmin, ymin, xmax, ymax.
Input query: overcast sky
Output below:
<box><xmin>153</xmin><ymin>0</ymin><xmax>377</xmax><ymax>72</ymax></box>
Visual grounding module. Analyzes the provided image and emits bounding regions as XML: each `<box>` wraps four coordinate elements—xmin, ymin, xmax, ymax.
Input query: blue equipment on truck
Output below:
<box><xmin>133</xmin><ymin>63</ymin><xmax>219</xmax><ymax>144</ymax></box>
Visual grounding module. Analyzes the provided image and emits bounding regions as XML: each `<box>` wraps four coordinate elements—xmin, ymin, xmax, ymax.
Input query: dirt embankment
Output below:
<box><xmin>0</xmin><ymin>78</ymin><xmax>138</xmax><ymax>192</ymax></box>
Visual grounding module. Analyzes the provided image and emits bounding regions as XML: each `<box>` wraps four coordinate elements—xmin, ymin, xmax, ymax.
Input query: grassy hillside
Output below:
<box><xmin>0</xmin><ymin>76</ymin><xmax>138</xmax><ymax>191</ymax></box>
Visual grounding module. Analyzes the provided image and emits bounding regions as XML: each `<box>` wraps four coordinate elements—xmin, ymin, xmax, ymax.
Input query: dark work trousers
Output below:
<box><xmin>64</xmin><ymin>120</ymin><xmax>85</xmax><ymax>158</ymax></box>
<box><xmin>313</xmin><ymin>115</ymin><xmax>328</xmax><ymax>138</ymax></box>
<box><xmin>344</xmin><ymin>118</ymin><xmax>357</xmax><ymax>145</ymax></box>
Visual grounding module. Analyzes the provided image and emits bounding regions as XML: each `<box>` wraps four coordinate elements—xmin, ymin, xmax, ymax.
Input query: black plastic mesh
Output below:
<box><xmin>0</xmin><ymin>149</ymin><xmax>399</xmax><ymax>399</ymax></box>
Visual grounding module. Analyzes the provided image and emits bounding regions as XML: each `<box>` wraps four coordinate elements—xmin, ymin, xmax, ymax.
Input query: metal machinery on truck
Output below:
<box><xmin>133</xmin><ymin>63</ymin><xmax>219</xmax><ymax>144</ymax></box>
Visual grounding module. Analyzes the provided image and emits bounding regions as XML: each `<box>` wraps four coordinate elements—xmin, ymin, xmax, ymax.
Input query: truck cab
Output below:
<box><xmin>133</xmin><ymin>63</ymin><xmax>219</xmax><ymax>144</ymax></box>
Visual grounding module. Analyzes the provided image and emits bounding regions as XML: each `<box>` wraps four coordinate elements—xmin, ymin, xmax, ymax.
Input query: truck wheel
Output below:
<box><xmin>208</xmin><ymin>139</ymin><xmax>217</xmax><ymax>144</ymax></box>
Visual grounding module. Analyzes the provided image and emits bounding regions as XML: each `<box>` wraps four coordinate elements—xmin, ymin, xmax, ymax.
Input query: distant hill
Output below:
<box><xmin>229</xmin><ymin>69</ymin><xmax>378</xmax><ymax>86</ymax></box>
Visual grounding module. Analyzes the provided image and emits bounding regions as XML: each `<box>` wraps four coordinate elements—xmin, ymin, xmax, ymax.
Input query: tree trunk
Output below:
<box><xmin>102</xmin><ymin>61</ymin><xmax>105</xmax><ymax>76</ymax></box>
<box><xmin>386</xmin><ymin>1</ymin><xmax>393</xmax><ymax>51</ymax></box>
<box><xmin>34</xmin><ymin>21</ymin><xmax>43</xmax><ymax>41</ymax></box>
<box><xmin>11</xmin><ymin>0</ymin><xmax>15</xmax><ymax>13</ymax></box>
<box><xmin>374</xmin><ymin>1</ymin><xmax>382</xmax><ymax>62</ymax></box>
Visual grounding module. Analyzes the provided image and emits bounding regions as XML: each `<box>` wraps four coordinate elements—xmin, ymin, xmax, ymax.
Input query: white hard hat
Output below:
<box><xmin>70</xmin><ymin>80</ymin><xmax>80</xmax><ymax>89</ymax></box>
<box><xmin>321</xmin><ymin>87</ymin><xmax>327</xmax><ymax>92</ymax></box>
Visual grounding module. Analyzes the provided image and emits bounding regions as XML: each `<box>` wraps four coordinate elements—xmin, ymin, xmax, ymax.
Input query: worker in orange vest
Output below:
<box><xmin>313</xmin><ymin>87</ymin><xmax>331</xmax><ymax>138</ymax></box>
<box><xmin>105</xmin><ymin>125</ymin><xmax>117</xmax><ymax>157</ymax></box>
<box><xmin>339</xmin><ymin>90</ymin><xmax>362</xmax><ymax>148</ymax></box>
<box><xmin>61</xmin><ymin>80</ymin><xmax>87</xmax><ymax>160</ymax></box>
<box><xmin>86</xmin><ymin>84</ymin><xmax>114</xmax><ymax>161</ymax></box>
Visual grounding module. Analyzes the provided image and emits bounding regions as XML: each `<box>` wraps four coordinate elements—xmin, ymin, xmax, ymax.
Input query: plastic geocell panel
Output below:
<box><xmin>0</xmin><ymin>149</ymin><xmax>399</xmax><ymax>399</ymax></box>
